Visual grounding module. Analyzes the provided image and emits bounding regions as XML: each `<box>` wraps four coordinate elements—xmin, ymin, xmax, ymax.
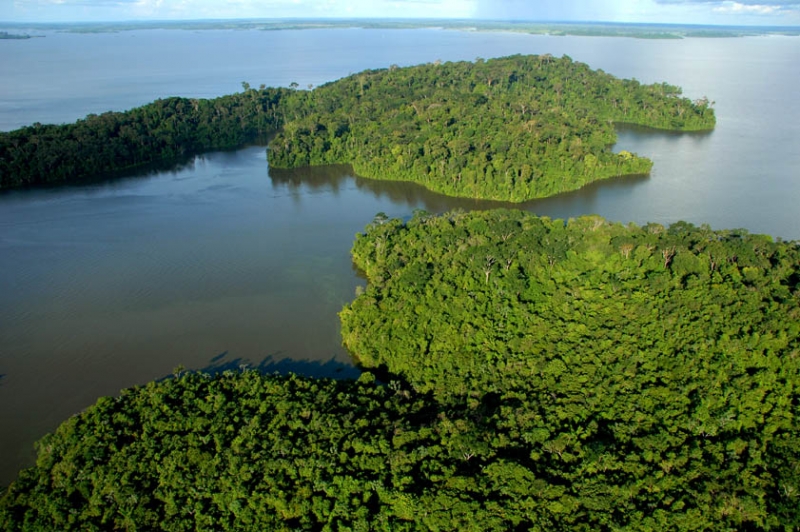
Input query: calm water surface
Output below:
<box><xmin>0</xmin><ymin>28</ymin><xmax>799</xmax><ymax>485</ymax></box>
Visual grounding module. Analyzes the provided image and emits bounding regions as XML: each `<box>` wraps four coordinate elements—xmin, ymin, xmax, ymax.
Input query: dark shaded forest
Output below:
<box><xmin>0</xmin><ymin>88</ymin><xmax>287</xmax><ymax>188</ymax></box>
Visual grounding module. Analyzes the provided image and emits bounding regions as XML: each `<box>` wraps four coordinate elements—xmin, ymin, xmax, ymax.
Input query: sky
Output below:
<box><xmin>3</xmin><ymin>0</ymin><xmax>800</xmax><ymax>26</ymax></box>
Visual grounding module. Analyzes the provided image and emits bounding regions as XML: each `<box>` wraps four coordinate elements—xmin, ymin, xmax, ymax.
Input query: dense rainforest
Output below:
<box><xmin>268</xmin><ymin>54</ymin><xmax>715</xmax><ymax>201</ymax></box>
<box><xmin>340</xmin><ymin>210</ymin><xmax>800</xmax><ymax>528</ymax></box>
<box><xmin>2</xmin><ymin>210</ymin><xmax>798</xmax><ymax>530</ymax></box>
<box><xmin>0</xmin><ymin>55</ymin><xmax>714</xmax><ymax>201</ymax></box>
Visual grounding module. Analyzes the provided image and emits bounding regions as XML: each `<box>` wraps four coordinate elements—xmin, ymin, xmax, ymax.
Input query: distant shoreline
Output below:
<box><xmin>0</xmin><ymin>30</ymin><xmax>36</xmax><ymax>39</ymax></box>
<box><xmin>0</xmin><ymin>19</ymin><xmax>799</xmax><ymax>39</ymax></box>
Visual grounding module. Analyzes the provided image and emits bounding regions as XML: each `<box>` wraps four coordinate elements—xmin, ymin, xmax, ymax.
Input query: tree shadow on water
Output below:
<box><xmin>0</xmin><ymin>374</ymin><xmax>5</xmax><ymax>387</ymax></box>
<box><xmin>195</xmin><ymin>351</ymin><xmax>361</xmax><ymax>381</ymax></box>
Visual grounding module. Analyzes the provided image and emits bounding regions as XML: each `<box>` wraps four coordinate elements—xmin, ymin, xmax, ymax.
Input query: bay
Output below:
<box><xmin>0</xmin><ymin>27</ymin><xmax>799</xmax><ymax>486</ymax></box>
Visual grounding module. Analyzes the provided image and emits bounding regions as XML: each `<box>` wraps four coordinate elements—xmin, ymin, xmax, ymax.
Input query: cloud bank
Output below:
<box><xmin>655</xmin><ymin>0</ymin><xmax>800</xmax><ymax>16</ymax></box>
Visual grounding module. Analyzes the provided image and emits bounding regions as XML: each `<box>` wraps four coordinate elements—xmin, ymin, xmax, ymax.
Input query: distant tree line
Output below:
<box><xmin>0</xmin><ymin>55</ymin><xmax>715</xmax><ymax>201</ymax></box>
<box><xmin>0</xmin><ymin>31</ymin><xmax>33</xmax><ymax>40</ymax></box>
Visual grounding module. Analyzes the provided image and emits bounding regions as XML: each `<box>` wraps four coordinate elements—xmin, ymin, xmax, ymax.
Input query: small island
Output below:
<box><xmin>0</xmin><ymin>55</ymin><xmax>714</xmax><ymax>202</ymax></box>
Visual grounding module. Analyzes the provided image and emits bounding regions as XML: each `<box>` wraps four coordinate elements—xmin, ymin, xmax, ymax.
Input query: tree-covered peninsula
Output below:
<box><xmin>269</xmin><ymin>55</ymin><xmax>715</xmax><ymax>201</ymax></box>
<box><xmin>1</xmin><ymin>55</ymin><xmax>714</xmax><ymax>200</ymax></box>
<box><xmin>2</xmin><ymin>211</ymin><xmax>798</xmax><ymax>530</ymax></box>
<box><xmin>0</xmin><ymin>88</ymin><xmax>288</xmax><ymax>188</ymax></box>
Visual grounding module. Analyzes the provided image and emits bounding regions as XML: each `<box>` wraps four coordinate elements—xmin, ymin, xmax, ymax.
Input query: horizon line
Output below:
<box><xmin>1</xmin><ymin>17</ymin><xmax>799</xmax><ymax>29</ymax></box>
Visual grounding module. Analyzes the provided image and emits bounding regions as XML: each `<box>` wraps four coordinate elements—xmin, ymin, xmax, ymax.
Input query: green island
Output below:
<box><xmin>269</xmin><ymin>54</ymin><xmax>714</xmax><ymax>201</ymax></box>
<box><xmin>0</xmin><ymin>55</ymin><xmax>714</xmax><ymax>202</ymax></box>
<box><xmin>2</xmin><ymin>210</ymin><xmax>799</xmax><ymax>530</ymax></box>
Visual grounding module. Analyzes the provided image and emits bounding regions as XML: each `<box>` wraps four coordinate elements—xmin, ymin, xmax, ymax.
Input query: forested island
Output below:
<box><xmin>0</xmin><ymin>55</ymin><xmax>714</xmax><ymax>201</ymax></box>
<box><xmin>2</xmin><ymin>210</ymin><xmax>798</xmax><ymax>530</ymax></box>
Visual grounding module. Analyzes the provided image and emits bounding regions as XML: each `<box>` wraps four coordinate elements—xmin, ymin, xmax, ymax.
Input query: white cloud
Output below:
<box><xmin>712</xmin><ymin>1</ymin><xmax>782</xmax><ymax>13</ymax></box>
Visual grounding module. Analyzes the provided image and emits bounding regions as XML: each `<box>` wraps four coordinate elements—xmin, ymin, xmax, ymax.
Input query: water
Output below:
<box><xmin>0</xmin><ymin>27</ymin><xmax>799</xmax><ymax>486</ymax></box>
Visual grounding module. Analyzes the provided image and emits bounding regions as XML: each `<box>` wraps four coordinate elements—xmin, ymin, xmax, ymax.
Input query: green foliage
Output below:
<box><xmin>0</xmin><ymin>372</ymin><xmax>416</xmax><ymax>531</ymax></box>
<box><xmin>0</xmin><ymin>88</ymin><xmax>288</xmax><ymax>188</ymax></box>
<box><xmin>341</xmin><ymin>209</ymin><xmax>800</xmax><ymax>529</ymax></box>
<box><xmin>268</xmin><ymin>55</ymin><xmax>715</xmax><ymax>201</ymax></box>
<box><xmin>0</xmin><ymin>370</ymin><xmax>571</xmax><ymax>531</ymax></box>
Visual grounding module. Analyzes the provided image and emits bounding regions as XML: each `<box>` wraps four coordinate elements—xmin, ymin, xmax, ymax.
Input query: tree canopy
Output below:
<box><xmin>341</xmin><ymin>209</ymin><xmax>800</xmax><ymax>529</ymax></box>
<box><xmin>0</xmin><ymin>370</ymin><xmax>613</xmax><ymax>531</ymax></box>
<box><xmin>269</xmin><ymin>54</ymin><xmax>715</xmax><ymax>201</ymax></box>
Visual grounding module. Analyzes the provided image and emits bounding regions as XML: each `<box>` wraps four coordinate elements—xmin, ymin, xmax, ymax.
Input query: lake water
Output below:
<box><xmin>0</xmin><ymin>27</ymin><xmax>799</xmax><ymax>486</ymax></box>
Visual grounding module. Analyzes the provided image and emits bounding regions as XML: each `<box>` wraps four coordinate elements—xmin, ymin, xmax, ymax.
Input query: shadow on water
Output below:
<box><xmin>0</xmin><ymin>374</ymin><xmax>5</xmax><ymax>387</ymax></box>
<box><xmin>195</xmin><ymin>351</ymin><xmax>362</xmax><ymax>381</ymax></box>
<box><xmin>268</xmin><ymin>164</ymin><xmax>355</xmax><ymax>193</ymax></box>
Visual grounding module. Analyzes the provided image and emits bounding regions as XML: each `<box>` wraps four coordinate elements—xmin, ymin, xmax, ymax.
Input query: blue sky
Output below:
<box><xmin>3</xmin><ymin>0</ymin><xmax>800</xmax><ymax>25</ymax></box>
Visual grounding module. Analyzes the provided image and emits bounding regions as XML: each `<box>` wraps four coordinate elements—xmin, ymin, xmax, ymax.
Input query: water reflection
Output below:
<box><xmin>614</xmin><ymin>122</ymin><xmax>715</xmax><ymax>140</ymax></box>
<box><xmin>269</xmin><ymin>161</ymin><xmax>654</xmax><ymax>221</ymax></box>
<box><xmin>270</xmin><ymin>164</ymin><xmax>514</xmax><ymax>211</ymax></box>
<box><xmin>522</xmin><ymin>172</ymin><xmax>651</xmax><ymax>220</ymax></box>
